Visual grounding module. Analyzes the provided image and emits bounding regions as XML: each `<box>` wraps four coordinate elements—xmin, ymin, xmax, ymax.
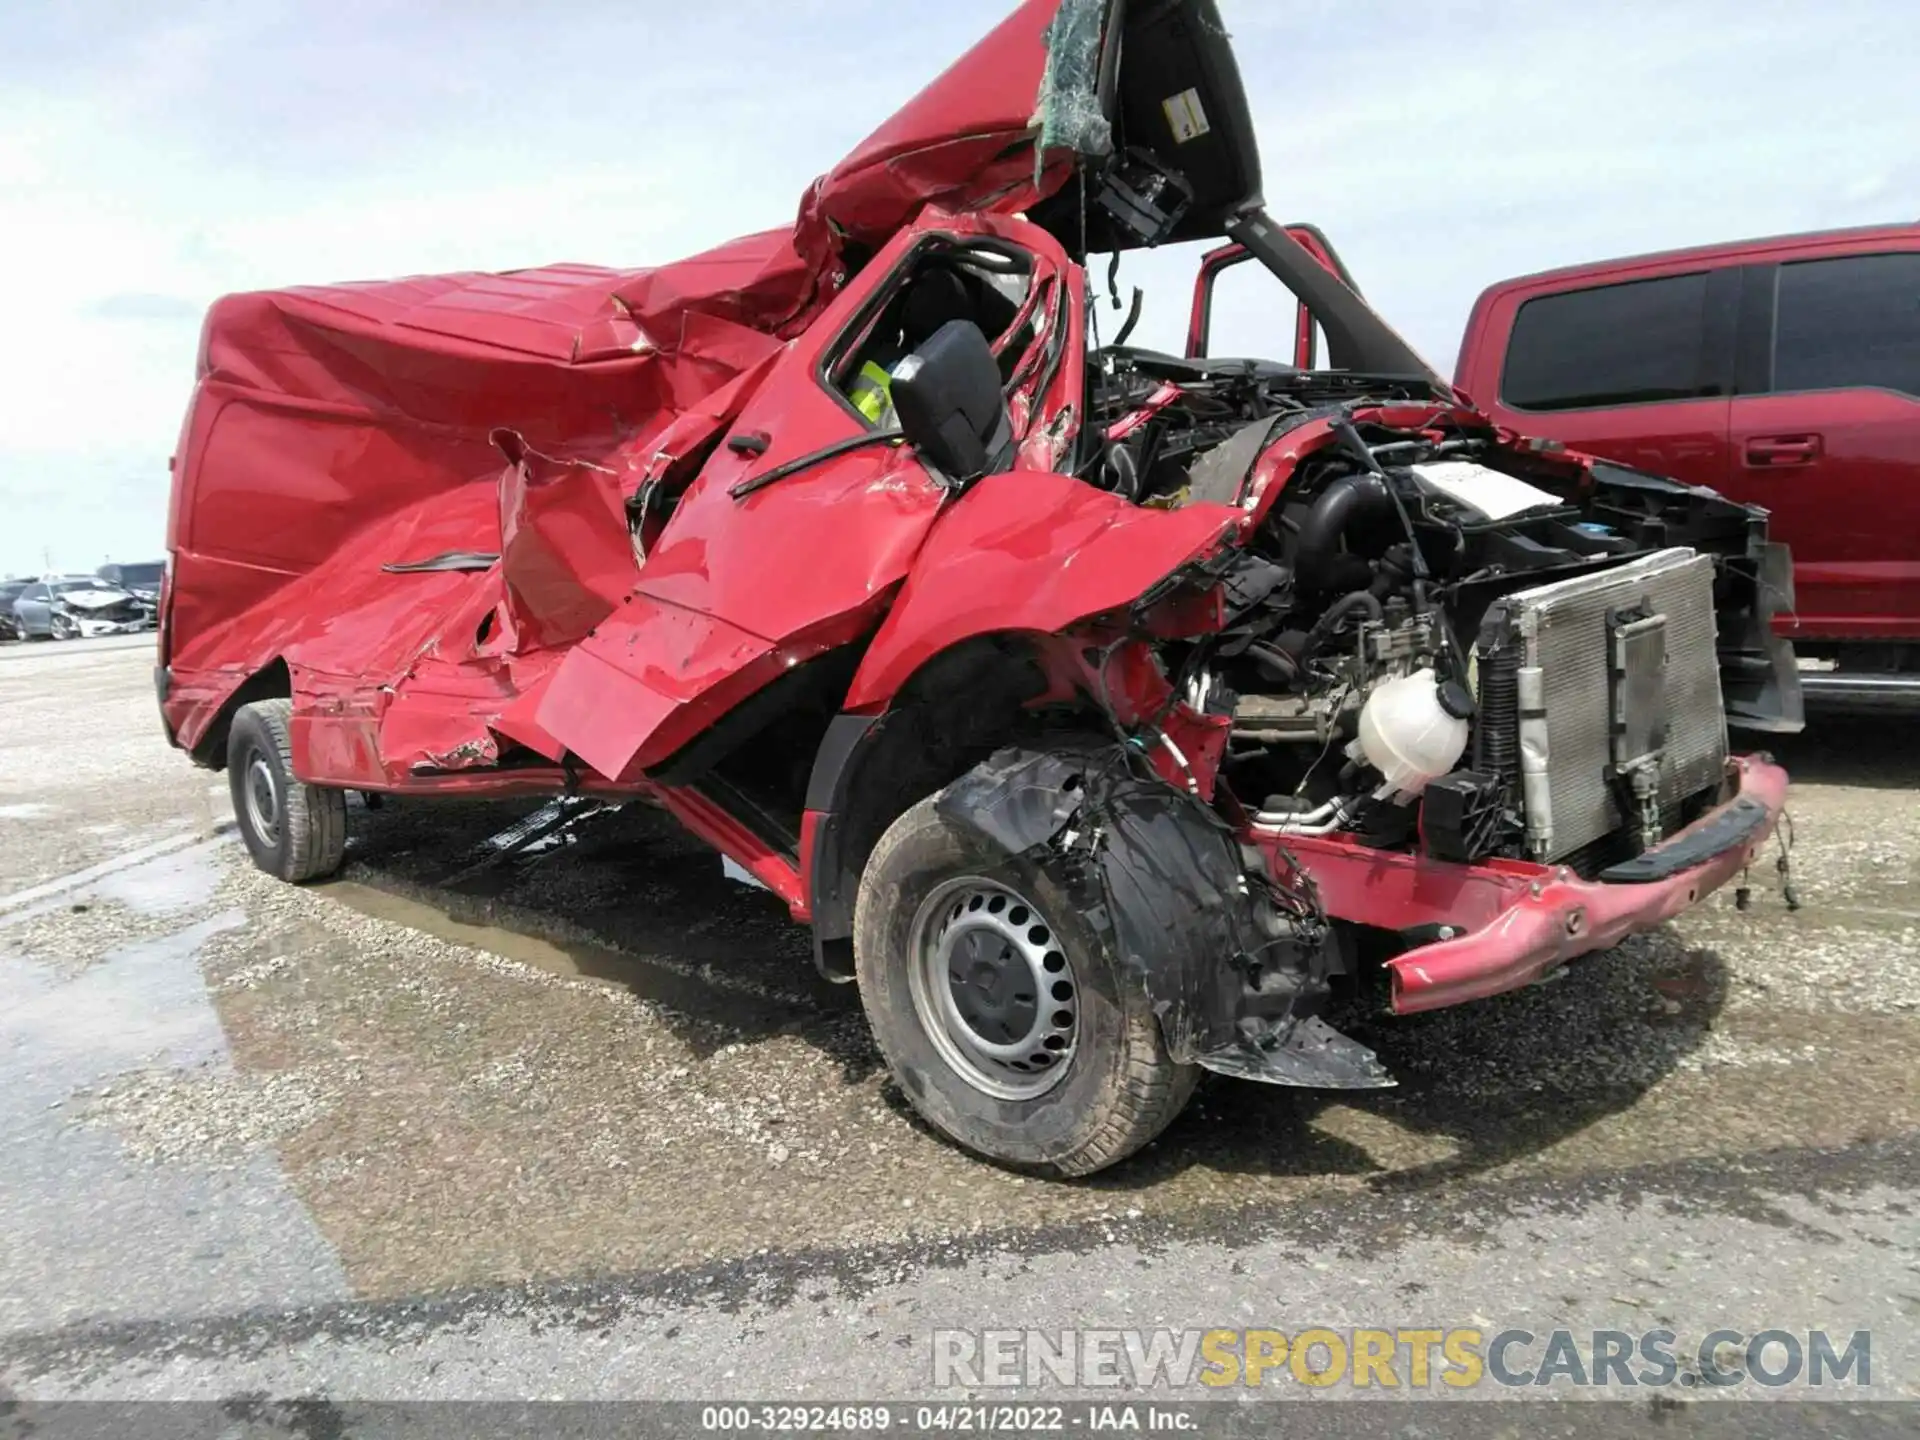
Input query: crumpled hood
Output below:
<box><xmin>802</xmin><ymin>0</ymin><xmax>1067</xmax><ymax>250</ymax></box>
<box><xmin>57</xmin><ymin>588</ymin><xmax>135</xmax><ymax>612</ymax></box>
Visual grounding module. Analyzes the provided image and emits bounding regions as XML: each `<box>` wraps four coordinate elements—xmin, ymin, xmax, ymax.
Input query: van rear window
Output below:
<box><xmin>1774</xmin><ymin>252</ymin><xmax>1920</xmax><ymax>398</ymax></box>
<box><xmin>1501</xmin><ymin>272</ymin><xmax>1716</xmax><ymax>411</ymax></box>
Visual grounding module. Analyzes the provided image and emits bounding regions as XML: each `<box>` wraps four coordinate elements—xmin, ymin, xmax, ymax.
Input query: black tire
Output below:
<box><xmin>227</xmin><ymin>698</ymin><xmax>347</xmax><ymax>883</ymax></box>
<box><xmin>48</xmin><ymin>615</ymin><xmax>74</xmax><ymax>641</ymax></box>
<box><xmin>853</xmin><ymin>794</ymin><xmax>1199</xmax><ymax>1177</ymax></box>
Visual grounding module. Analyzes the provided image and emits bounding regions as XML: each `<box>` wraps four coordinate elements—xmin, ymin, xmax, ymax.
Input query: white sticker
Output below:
<box><xmin>1161</xmin><ymin>87</ymin><xmax>1211</xmax><ymax>144</ymax></box>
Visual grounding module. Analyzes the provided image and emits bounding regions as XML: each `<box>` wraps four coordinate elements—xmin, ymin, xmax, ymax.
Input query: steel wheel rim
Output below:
<box><xmin>244</xmin><ymin>751</ymin><xmax>281</xmax><ymax>845</ymax></box>
<box><xmin>907</xmin><ymin>875</ymin><xmax>1079</xmax><ymax>1101</ymax></box>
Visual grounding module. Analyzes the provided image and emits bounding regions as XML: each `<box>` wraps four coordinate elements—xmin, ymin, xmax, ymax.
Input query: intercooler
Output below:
<box><xmin>1475</xmin><ymin>548</ymin><xmax>1729</xmax><ymax>865</ymax></box>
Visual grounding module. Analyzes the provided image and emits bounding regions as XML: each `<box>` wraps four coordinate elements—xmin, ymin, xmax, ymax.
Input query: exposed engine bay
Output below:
<box><xmin>1077</xmin><ymin>346</ymin><xmax>1788</xmax><ymax>878</ymax></box>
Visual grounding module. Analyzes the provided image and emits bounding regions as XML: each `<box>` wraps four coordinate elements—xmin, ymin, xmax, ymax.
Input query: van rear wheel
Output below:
<box><xmin>226</xmin><ymin>699</ymin><xmax>347</xmax><ymax>883</ymax></box>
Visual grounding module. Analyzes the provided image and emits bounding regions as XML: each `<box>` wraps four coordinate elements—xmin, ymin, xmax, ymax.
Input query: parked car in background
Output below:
<box><xmin>0</xmin><ymin>580</ymin><xmax>28</xmax><ymax>641</ymax></box>
<box><xmin>13</xmin><ymin>575</ymin><xmax>155</xmax><ymax>640</ymax></box>
<box><xmin>1456</xmin><ymin>223</ymin><xmax>1920</xmax><ymax>712</ymax></box>
<box><xmin>97</xmin><ymin>561</ymin><xmax>165</xmax><ymax>605</ymax></box>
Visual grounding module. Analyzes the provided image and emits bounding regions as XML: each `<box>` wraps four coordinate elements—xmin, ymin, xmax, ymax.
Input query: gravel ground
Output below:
<box><xmin>1</xmin><ymin>640</ymin><xmax>1916</xmax><ymax>1417</ymax></box>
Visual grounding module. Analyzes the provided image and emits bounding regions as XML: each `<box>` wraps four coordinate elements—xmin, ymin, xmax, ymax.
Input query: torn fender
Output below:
<box><xmin>498</xmin><ymin>591</ymin><xmax>771</xmax><ymax>784</ymax></box>
<box><xmin>843</xmin><ymin>471</ymin><xmax>1241</xmax><ymax>712</ymax></box>
<box><xmin>937</xmin><ymin>745</ymin><xmax>1392</xmax><ymax>1089</ymax></box>
<box><xmin>502</xmin><ymin>588</ymin><xmax>888</xmax><ymax>786</ymax></box>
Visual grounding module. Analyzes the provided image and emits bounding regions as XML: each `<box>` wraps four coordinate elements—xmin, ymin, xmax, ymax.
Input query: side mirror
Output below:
<box><xmin>890</xmin><ymin>319</ymin><xmax>1014</xmax><ymax>487</ymax></box>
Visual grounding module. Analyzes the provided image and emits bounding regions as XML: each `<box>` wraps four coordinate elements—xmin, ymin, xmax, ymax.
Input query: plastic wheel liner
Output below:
<box><xmin>936</xmin><ymin>744</ymin><xmax>1392</xmax><ymax>1089</ymax></box>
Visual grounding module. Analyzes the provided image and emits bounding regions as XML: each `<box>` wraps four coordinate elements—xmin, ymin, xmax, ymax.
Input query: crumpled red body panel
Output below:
<box><xmin>162</xmin><ymin>6</ymin><xmax>1089</xmax><ymax>790</ymax></box>
<box><xmin>492</xmin><ymin>432</ymin><xmax>634</xmax><ymax>653</ymax></box>
<box><xmin>163</xmin><ymin>236</ymin><xmax>810</xmax><ymax>779</ymax></box>
<box><xmin>845</xmin><ymin>474</ymin><xmax>1240</xmax><ymax>712</ymax></box>
<box><xmin>796</xmin><ymin>0</ymin><xmax>1064</xmax><ymax>259</ymax></box>
<box><xmin>535</xmin><ymin>600</ymin><xmax>756</xmax><ymax>776</ymax></box>
<box><xmin>513</xmin><ymin>210</ymin><xmax>1076</xmax><ymax>783</ymax></box>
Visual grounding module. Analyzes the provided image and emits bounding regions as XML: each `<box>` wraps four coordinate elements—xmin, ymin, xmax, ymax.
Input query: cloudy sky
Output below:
<box><xmin>1</xmin><ymin>0</ymin><xmax>1910</xmax><ymax>577</ymax></box>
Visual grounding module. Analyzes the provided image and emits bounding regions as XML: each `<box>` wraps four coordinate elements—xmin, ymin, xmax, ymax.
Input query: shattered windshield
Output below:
<box><xmin>1034</xmin><ymin>0</ymin><xmax>1111</xmax><ymax>171</ymax></box>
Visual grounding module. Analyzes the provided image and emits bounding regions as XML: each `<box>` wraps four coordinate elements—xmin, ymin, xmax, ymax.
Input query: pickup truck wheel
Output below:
<box><xmin>854</xmin><ymin>795</ymin><xmax>1198</xmax><ymax>1176</ymax></box>
<box><xmin>226</xmin><ymin>699</ymin><xmax>347</xmax><ymax>883</ymax></box>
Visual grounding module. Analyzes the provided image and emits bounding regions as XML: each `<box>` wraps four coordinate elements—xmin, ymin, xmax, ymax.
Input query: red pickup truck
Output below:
<box><xmin>1455</xmin><ymin>225</ymin><xmax>1920</xmax><ymax>710</ymax></box>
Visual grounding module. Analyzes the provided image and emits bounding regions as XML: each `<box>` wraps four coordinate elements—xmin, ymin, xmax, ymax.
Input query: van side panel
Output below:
<box><xmin>157</xmin><ymin>234</ymin><xmax>815</xmax><ymax>758</ymax></box>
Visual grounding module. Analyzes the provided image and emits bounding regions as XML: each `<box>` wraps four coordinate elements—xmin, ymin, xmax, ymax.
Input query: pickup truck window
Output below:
<box><xmin>1502</xmin><ymin>271</ymin><xmax>1717</xmax><ymax>411</ymax></box>
<box><xmin>1774</xmin><ymin>252</ymin><xmax>1920</xmax><ymax>398</ymax></box>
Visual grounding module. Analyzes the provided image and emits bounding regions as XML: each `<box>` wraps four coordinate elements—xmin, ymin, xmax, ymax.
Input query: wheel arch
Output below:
<box><xmin>803</xmin><ymin>630</ymin><xmax>1100</xmax><ymax>979</ymax></box>
<box><xmin>190</xmin><ymin>657</ymin><xmax>292</xmax><ymax>769</ymax></box>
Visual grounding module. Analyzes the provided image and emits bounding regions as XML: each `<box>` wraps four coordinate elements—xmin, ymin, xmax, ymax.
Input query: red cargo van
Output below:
<box><xmin>1455</xmin><ymin>224</ymin><xmax>1920</xmax><ymax>709</ymax></box>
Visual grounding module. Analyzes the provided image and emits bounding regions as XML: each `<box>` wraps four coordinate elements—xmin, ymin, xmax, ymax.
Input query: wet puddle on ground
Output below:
<box><xmin>316</xmin><ymin>874</ymin><xmax>837</xmax><ymax>1031</ymax></box>
<box><xmin>321</xmin><ymin>879</ymin><xmax>617</xmax><ymax>985</ymax></box>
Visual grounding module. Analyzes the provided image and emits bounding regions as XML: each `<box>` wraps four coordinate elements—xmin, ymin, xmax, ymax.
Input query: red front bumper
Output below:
<box><xmin>1250</xmin><ymin>755</ymin><xmax>1789</xmax><ymax>1016</ymax></box>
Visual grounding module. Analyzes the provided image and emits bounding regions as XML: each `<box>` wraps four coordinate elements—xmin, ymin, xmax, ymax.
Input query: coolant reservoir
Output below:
<box><xmin>1353</xmin><ymin>668</ymin><xmax>1472</xmax><ymax>801</ymax></box>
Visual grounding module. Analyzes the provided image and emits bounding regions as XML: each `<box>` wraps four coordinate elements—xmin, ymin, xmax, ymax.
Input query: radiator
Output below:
<box><xmin>1476</xmin><ymin>549</ymin><xmax>1729</xmax><ymax>863</ymax></box>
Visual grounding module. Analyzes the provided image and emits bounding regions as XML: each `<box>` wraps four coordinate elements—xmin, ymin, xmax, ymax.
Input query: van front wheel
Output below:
<box><xmin>853</xmin><ymin>795</ymin><xmax>1197</xmax><ymax>1176</ymax></box>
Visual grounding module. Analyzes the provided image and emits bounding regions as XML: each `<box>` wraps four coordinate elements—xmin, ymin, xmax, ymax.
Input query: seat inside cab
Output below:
<box><xmin>831</xmin><ymin>243</ymin><xmax>1035</xmax><ymax>427</ymax></box>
